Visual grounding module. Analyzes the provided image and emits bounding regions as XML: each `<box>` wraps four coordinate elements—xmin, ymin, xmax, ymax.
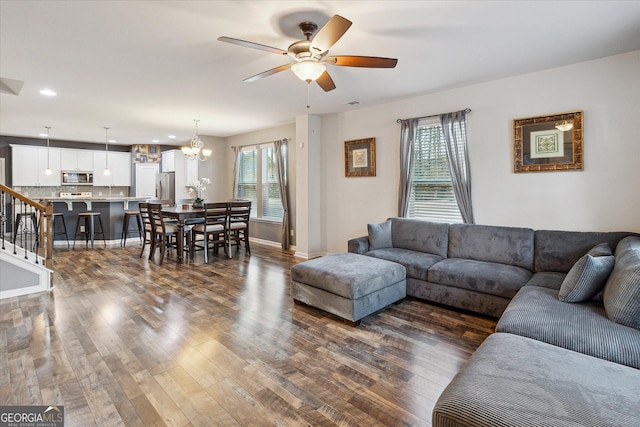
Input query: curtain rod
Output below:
<box><xmin>396</xmin><ymin>108</ymin><xmax>471</xmax><ymax>123</ymax></box>
<box><xmin>233</xmin><ymin>137</ymin><xmax>288</xmax><ymax>149</ymax></box>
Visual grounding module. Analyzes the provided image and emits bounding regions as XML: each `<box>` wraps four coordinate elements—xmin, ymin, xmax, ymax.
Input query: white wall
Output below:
<box><xmin>319</xmin><ymin>51</ymin><xmax>640</xmax><ymax>254</ymax></box>
<box><xmin>198</xmin><ymin>135</ymin><xmax>228</xmax><ymax>202</ymax></box>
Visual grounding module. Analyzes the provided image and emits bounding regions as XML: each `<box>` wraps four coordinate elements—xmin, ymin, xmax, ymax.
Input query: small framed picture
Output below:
<box><xmin>513</xmin><ymin>111</ymin><xmax>583</xmax><ymax>172</ymax></box>
<box><xmin>345</xmin><ymin>138</ymin><xmax>376</xmax><ymax>177</ymax></box>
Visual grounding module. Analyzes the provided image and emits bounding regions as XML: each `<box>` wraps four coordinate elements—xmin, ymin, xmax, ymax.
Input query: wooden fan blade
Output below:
<box><xmin>243</xmin><ymin>63</ymin><xmax>293</xmax><ymax>82</ymax></box>
<box><xmin>326</xmin><ymin>55</ymin><xmax>398</xmax><ymax>68</ymax></box>
<box><xmin>310</xmin><ymin>15</ymin><xmax>352</xmax><ymax>55</ymax></box>
<box><xmin>218</xmin><ymin>36</ymin><xmax>288</xmax><ymax>55</ymax></box>
<box><xmin>316</xmin><ymin>71</ymin><xmax>336</xmax><ymax>92</ymax></box>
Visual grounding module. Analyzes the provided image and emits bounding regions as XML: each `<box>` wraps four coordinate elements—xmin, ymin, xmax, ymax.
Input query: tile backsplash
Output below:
<box><xmin>13</xmin><ymin>186</ymin><xmax>130</xmax><ymax>199</ymax></box>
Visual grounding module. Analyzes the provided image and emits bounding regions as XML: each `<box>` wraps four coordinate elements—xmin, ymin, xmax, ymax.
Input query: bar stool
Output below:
<box><xmin>73</xmin><ymin>212</ymin><xmax>106</xmax><ymax>249</ymax></box>
<box><xmin>13</xmin><ymin>212</ymin><xmax>38</xmax><ymax>242</ymax></box>
<box><xmin>51</xmin><ymin>212</ymin><xmax>70</xmax><ymax>248</ymax></box>
<box><xmin>121</xmin><ymin>210</ymin><xmax>143</xmax><ymax>247</ymax></box>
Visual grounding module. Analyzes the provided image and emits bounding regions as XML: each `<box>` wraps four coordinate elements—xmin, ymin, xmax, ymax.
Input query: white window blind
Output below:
<box><xmin>237</xmin><ymin>148</ymin><xmax>258</xmax><ymax>216</ymax></box>
<box><xmin>409</xmin><ymin>118</ymin><xmax>463</xmax><ymax>223</ymax></box>
<box><xmin>262</xmin><ymin>146</ymin><xmax>284</xmax><ymax>220</ymax></box>
<box><xmin>237</xmin><ymin>143</ymin><xmax>285</xmax><ymax>221</ymax></box>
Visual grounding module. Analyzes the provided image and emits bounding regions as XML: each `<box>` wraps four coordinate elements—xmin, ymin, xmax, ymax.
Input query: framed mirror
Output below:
<box><xmin>513</xmin><ymin>111</ymin><xmax>583</xmax><ymax>173</ymax></box>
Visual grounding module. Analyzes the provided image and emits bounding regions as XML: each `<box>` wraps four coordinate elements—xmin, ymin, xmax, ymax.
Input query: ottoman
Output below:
<box><xmin>290</xmin><ymin>253</ymin><xmax>406</xmax><ymax>326</ymax></box>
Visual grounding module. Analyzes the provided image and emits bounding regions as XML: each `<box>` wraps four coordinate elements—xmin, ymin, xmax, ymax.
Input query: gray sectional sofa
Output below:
<box><xmin>348</xmin><ymin>218</ymin><xmax>640</xmax><ymax>426</ymax></box>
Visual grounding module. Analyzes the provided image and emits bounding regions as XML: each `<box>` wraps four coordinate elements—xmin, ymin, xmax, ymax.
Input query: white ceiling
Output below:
<box><xmin>1</xmin><ymin>0</ymin><xmax>640</xmax><ymax>146</ymax></box>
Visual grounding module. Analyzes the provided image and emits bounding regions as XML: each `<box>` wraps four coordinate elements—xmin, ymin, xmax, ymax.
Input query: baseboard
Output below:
<box><xmin>54</xmin><ymin>237</ymin><xmax>142</xmax><ymax>248</ymax></box>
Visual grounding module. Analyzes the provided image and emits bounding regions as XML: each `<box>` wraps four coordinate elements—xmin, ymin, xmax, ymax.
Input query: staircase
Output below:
<box><xmin>0</xmin><ymin>184</ymin><xmax>54</xmax><ymax>299</ymax></box>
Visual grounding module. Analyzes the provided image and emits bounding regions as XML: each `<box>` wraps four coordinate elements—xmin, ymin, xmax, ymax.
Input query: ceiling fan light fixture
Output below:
<box><xmin>291</xmin><ymin>61</ymin><xmax>326</xmax><ymax>82</ymax></box>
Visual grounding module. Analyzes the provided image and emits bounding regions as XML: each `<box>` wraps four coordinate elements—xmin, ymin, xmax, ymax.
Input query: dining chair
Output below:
<box><xmin>148</xmin><ymin>202</ymin><xmax>186</xmax><ymax>264</ymax></box>
<box><xmin>191</xmin><ymin>202</ymin><xmax>229</xmax><ymax>262</ymax></box>
<box><xmin>227</xmin><ymin>200</ymin><xmax>252</xmax><ymax>256</ymax></box>
<box><xmin>139</xmin><ymin>202</ymin><xmax>154</xmax><ymax>259</ymax></box>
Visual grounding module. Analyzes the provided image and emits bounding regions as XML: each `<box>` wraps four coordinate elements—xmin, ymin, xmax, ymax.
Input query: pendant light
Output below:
<box><xmin>103</xmin><ymin>127</ymin><xmax>111</xmax><ymax>175</ymax></box>
<box><xmin>181</xmin><ymin>119</ymin><xmax>212</xmax><ymax>161</ymax></box>
<box><xmin>44</xmin><ymin>126</ymin><xmax>52</xmax><ymax>175</ymax></box>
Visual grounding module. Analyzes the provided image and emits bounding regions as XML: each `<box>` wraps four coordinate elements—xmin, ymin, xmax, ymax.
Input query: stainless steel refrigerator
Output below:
<box><xmin>155</xmin><ymin>172</ymin><xmax>175</xmax><ymax>205</ymax></box>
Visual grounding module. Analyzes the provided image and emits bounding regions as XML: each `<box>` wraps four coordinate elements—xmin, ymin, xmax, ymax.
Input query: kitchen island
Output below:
<box><xmin>48</xmin><ymin>196</ymin><xmax>146</xmax><ymax>244</ymax></box>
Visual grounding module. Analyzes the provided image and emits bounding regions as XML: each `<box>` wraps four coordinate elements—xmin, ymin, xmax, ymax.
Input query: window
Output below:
<box><xmin>408</xmin><ymin>118</ymin><xmax>463</xmax><ymax>223</ymax></box>
<box><xmin>237</xmin><ymin>144</ymin><xmax>285</xmax><ymax>221</ymax></box>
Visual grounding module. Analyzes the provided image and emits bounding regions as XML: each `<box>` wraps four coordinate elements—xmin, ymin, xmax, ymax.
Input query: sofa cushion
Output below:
<box><xmin>496</xmin><ymin>285</ymin><xmax>640</xmax><ymax>369</ymax></box>
<box><xmin>534</xmin><ymin>230</ymin><xmax>634</xmax><ymax>273</ymax></box>
<box><xmin>559</xmin><ymin>244</ymin><xmax>615</xmax><ymax>303</ymax></box>
<box><xmin>525</xmin><ymin>272</ymin><xmax>566</xmax><ymax>290</ymax></box>
<box><xmin>448</xmin><ymin>223</ymin><xmax>534</xmax><ymax>270</ymax></box>
<box><xmin>432</xmin><ymin>333</ymin><xmax>640</xmax><ymax>427</ymax></box>
<box><xmin>428</xmin><ymin>258</ymin><xmax>533</xmax><ymax>299</ymax></box>
<box><xmin>367</xmin><ymin>220</ymin><xmax>393</xmax><ymax>250</ymax></box>
<box><xmin>366</xmin><ymin>248</ymin><xmax>443</xmax><ymax>281</ymax></box>
<box><xmin>389</xmin><ymin>217</ymin><xmax>449</xmax><ymax>258</ymax></box>
<box><xmin>603</xmin><ymin>236</ymin><xmax>640</xmax><ymax>329</ymax></box>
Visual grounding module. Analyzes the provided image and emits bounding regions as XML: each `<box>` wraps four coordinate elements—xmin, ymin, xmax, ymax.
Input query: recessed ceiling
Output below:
<box><xmin>1</xmin><ymin>0</ymin><xmax>639</xmax><ymax>145</ymax></box>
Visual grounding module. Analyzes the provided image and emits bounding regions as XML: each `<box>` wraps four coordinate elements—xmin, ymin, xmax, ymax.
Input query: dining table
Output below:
<box><xmin>160</xmin><ymin>205</ymin><xmax>205</xmax><ymax>263</ymax></box>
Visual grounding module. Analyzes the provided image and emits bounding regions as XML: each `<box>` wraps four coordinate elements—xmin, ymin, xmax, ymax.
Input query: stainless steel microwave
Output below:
<box><xmin>61</xmin><ymin>171</ymin><xmax>93</xmax><ymax>185</ymax></box>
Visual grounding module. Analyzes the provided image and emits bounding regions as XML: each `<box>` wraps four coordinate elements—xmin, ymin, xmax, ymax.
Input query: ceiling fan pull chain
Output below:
<box><xmin>306</xmin><ymin>82</ymin><xmax>311</xmax><ymax>109</ymax></box>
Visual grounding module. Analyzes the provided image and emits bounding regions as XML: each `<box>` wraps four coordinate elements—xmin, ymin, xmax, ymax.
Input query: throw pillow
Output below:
<box><xmin>368</xmin><ymin>220</ymin><xmax>393</xmax><ymax>250</ymax></box>
<box><xmin>558</xmin><ymin>243</ymin><xmax>615</xmax><ymax>303</ymax></box>
<box><xmin>603</xmin><ymin>268</ymin><xmax>640</xmax><ymax>329</ymax></box>
<box><xmin>586</xmin><ymin>242</ymin><xmax>614</xmax><ymax>257</ymax></box>
<box><xmin>603</xmin><ymin>237</ymin><xmax>640</xmax><ymax>329</ymax></box>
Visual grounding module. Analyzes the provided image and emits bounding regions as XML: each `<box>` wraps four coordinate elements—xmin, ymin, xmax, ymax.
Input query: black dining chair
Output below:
<box><xmin>147</xmin><ymin>203</ymin><xmax>192</xmax><ymax>264</ymax></box>
<box><xmin>227</xmin><ymin>200</ymin><xmax>251</xmax><ymax>256</ymax></box>
<box><xmin>139</xmin><ymin>202</ymin><xmax>154</xmax><ymax>258</ymax></box>
<box><xmin>191</xmin><ymin>202</ymin><xmax>229</xmax><ymax>262</ymax></box>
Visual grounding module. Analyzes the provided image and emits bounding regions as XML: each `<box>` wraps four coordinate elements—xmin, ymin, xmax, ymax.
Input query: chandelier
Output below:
<box><xmin>182</xmin><ymin>119</ymin><xmax>212</xmax><ymax>161</ymax></box>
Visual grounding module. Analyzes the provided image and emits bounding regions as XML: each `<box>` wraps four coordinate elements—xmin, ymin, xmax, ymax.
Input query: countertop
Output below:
<box><xmin>48</xmin><ymin>197</ymin><xmax>146</xmax><ymax>202</ymax></box>
<box><xmin>46</xmin><ymin>197</ymin><xmax>146</xmax><ymax>211</ymax></box>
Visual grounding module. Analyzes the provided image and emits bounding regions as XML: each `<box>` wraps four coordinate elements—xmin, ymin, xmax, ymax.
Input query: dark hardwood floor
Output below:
<box><xmin>0</xmin><ymin>241</ymin><xmax>496</xmax><ymax>426</ymax></box>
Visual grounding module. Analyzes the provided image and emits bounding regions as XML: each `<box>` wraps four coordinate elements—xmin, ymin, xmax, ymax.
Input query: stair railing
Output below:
<box><xmin>0</xmin><ymin>184</ymin><xmax>54</xmax><ymax>270</ymax></box>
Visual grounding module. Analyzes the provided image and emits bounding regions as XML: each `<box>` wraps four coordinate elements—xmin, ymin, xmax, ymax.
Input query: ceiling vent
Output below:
<box><xmin>0</xmin><ymin>77</ymin><xmax>24</xmax><ymax>95</ymax></box>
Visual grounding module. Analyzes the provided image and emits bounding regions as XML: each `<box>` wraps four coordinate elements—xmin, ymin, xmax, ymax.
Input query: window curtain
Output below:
<box><xmin>274</xmin><ymin>139</ymin><xmax>290</xmax><ymax>250</ymax></box>
<box><xmin>398</xmin><ymin>118</ymin><xmax>419</xmax><ymax>217</ymax></box>
<box><xmin>440</xmin><ymin>110</ymin><xmax>475</xmax><ymax>224</ymax></box>
<box><xmin>231</xmin><ymin>146</ymin><xmax>241</xmax><ymax>199</ymax></box>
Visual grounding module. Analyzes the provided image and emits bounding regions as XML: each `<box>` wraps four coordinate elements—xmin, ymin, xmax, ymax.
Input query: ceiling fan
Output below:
<box><xmin>218</xmin><ymin>15</ymin><xmax>398</xmax><ymax>92</ymax></box>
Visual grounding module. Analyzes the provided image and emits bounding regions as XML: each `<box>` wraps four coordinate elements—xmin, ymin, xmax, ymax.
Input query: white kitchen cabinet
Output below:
<box><xmin>135</xmin><ymin>163</ymin><xmax>159</xmax><ymax>198</ymax></box>
<box><xmin>162</xmin><ymin>149</ymin><xmax>198</xmax><ymax>199</ymax></box>
<box><xmin>61</xmin><ymin>148</ymin><xmax>93</xmax><ymax>171</ymax></box>
<box><xmin>93</xmin><ymin>151</ymin><xmax>131</xmax><ymax>187</ymax></box>
<box><xmin>161</xmin><ymin>150</ymin><xmax>175</xmax><ymax>172</ymax></box>
<box><xmin>12</xmin><ymin>145</ymin><xmax>62</xmax><ymax>186</ymax></box>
